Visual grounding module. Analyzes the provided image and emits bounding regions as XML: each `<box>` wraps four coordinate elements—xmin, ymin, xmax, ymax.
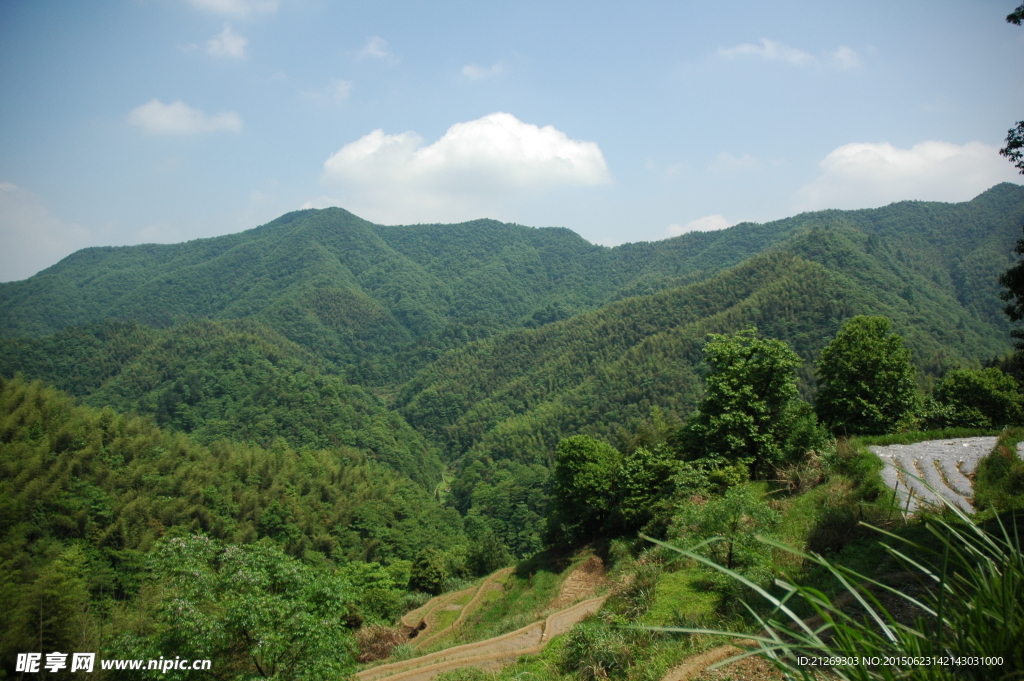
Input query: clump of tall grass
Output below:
<box><xmin>642</xmin><ymin>502</ymin><xmax>1023</xmax><ymax>680</ymax></box>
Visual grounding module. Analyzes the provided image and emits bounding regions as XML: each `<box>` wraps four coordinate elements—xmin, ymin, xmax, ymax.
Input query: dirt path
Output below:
<box><xmin>359</xmin><ymin>559</ymin><xmax>612</xmax><ymax>681</ymax></box>
<box><xmin>411</xmin><ymin>567</ymin><xmax>514</xmax><ymax>650</ymax></box>
<box><xmin>357</xmin><ymin>596</ymin><xmax>607</xmax><ymax>681</ymax></box>
<box><xmin>660</xmin><ymin>646</ymin><xmax>744</xmax><ymax>681</ymax></box>
<box><xmin>548</xmin><ymin>555</ymin><xmax>610</xmax><ymax>610</ymax></box>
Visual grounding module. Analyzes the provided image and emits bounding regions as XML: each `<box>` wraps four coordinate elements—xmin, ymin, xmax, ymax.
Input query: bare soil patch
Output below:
<box><xmin>548</xmin><ymin>555</ymin><xmax>610</xmax><ymax>610</ymax></box>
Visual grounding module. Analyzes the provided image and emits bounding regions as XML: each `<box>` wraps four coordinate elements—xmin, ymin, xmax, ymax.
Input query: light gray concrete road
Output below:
<box><xmin>869</xmin><ymin>437</ymin><xmax>1002</xmax><ymax>514</ymax></box>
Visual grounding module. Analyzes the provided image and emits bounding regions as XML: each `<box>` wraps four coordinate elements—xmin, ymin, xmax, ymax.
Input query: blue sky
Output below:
<box><xmin>2</xmin><ymin>0</ymin><xmax>1023</xmax><ymax>281</ymax></box>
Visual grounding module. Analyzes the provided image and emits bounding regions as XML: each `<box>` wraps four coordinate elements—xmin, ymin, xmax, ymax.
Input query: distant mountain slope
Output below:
<box><xmin>396</xmin><ymin>185</ymin><xmax>1024</xmax><ymax>465</ymax></box>
<box><xmin>2</xmin><ymin>184</ymin><xmax>1023</xmax><ymax>468</ymax></box>
<box><xmin>6</xmin><ymin>185</ymin><xmax>1020</xmax><ymax>381</ymax></box>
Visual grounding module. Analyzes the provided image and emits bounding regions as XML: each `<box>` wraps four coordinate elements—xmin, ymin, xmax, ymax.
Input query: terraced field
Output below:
<box><xmin>358</xmin><ymin>558</ymin><xmax>612</xmax><ymax>681</ymax></box>
<box><xmin>871</xmin><ymin>436</ymin><xmax>1024</xmax><ymax>514</ymax></box>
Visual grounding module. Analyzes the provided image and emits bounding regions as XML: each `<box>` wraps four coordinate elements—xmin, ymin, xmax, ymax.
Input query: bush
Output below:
<box><xmin>669</xmin><ymin>484</ymin><xmax>779</xmax><ymax>585</ymax></box>
<box><xmin>560</xmin><ymin>625</ymin><xmax>637</xmax><ymax>681</ymax></box>
<box><xmin>931</xmin><ymin>367</ymin><xmax>1024</xmax><ymax>429</ymax></box>
<box><xmin>974</xmin><ymin>428</ymin><xmax>1024</xmax><ymax>511</ymax></box>
<box><xmin>355</xmin><ymin>625</ymin><xmax>406</xmax><ymax>663</ymax></box>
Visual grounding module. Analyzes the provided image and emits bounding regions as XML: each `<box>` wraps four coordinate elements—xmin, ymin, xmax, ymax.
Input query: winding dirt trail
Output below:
<box><xmin>359</xmin><ymin>557</ymin><xmax>610</xmax><ymax>681</ymax></box>
<box><xmin>357</xmin><ymin>596</ymin><xmax>608</xmax><ymax>681</ymax></box>
<box><xmin>409</xmin><ymin>567</ymin><xmax>515</xmax><ymax>650</ymax></box>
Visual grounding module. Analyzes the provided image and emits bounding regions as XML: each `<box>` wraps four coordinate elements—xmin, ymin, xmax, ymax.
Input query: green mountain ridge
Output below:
<box><xmin>3</xmin><ymin>183</ymin><xmax>1024</xmax><ymax>557</ymax></box>
<box><xmin>4</xmin><ymin>184</ymin><xmax>1024</xmax><ymax>676</ymax></box>
<box><xmin>7</xmin><ymin>184</ymin><xmax>1019</xmax><ymax>381</ymax></box>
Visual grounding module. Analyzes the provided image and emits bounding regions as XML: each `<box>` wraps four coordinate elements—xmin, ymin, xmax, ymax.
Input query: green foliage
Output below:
<box><xmin>0</xmin><ymin>544</ymin><xmax>92</xmax><ymax>662</ymax></box>
<box><xmin>452</xmin><ymin>458</ymin><xmax>548</xmax><ymax>558</ymax></box>
<box><xmin>973</xmin><ymin>428</ymin><xmax>1024</xmax><ymax>512</ymax></box>
<box><xmin>1000</xmin><ymin>121</ymin><xmax>1024</xmax><ymax>174</ymax></box>
<box><xmin>464</xmin><ymin>516</ymin><xmax>513</xmax><ymax>577</ymax></box>
<box><xmin>111</xmin><ymin>535</ymin><xmax>357</xmax><ymax>680</ymax></box>
<box><xmin>615</xmin><ymin>445</ymin><xmax>679</xmax><ymax>534</ymax></box>
<box><xmin>0</xmin><ymin>320</ymin><xmax>443</xmax><ymax>486</ymax></box>
<box><xmin>677</xmin><ymin>329</ymin><xmax>825</xmax><ymax>477</ymax></box>
<box><xmin>337</xmin><ymin>560</ymin><xmax>410</xmax><ymax>625</ymax></box>
<box><xmin>549</xmin><ymin>435</ymin><xmax>621</xmax><ymax>544</ymax></box>
<box><xmin>929</xmin><ymin>367</ymin><xmax>1024</xmax><ymax>429</ymax></box>
<box><xmin>669</xmin><ymin>484</ymin><xmax>780</xmax><ymax>581</ymax></box>
<box><xmin>0</xmin><ymin>375</ymin><xmax>466</xmax><ymax>672</ymax></box>
<box><xmin>559</xmin><ymin>624</ymin><xmax>640</xmax><ymax>681</ymax></box>
<box><xmin>410</xmin><ymin>548</ymin><xmax>449</xmax><ymax>595</ymax></box>
<box><xmin>652</xmin><ymin>508</ymin><xmax>1024</xmax><ymax>680</ymax></box>
<box><xmin>816</xmin><ymin>316</ymin><xmax>920</xmax><ymax>436</ymax></box>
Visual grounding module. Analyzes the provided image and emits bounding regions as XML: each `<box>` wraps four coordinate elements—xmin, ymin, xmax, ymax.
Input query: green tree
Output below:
<box><xmin>548</xmin><ymin>435</ymin><xmax>621</xmax><ymax>545</ymax></box>
<box><xmin>4</xmin><ymin>546</ymin><xmax>92</xmax><ymax>662</ymax></box>
<box><xmin>670</xmin><ymin>484</ymin><xmax>779</xmax><ymax>578</ymax></box>
<box><xmin>409</xmin><ymin>548</ymin><xmax>448</xmax><ymax>595</ymax></box>
<box><xmin>999</xmin><ymin>6</ymin><xmax>1024</xmax><ymax>350</ymax></box>
<box><xmin>815</xmin><ymin>316</ymin><xmax>919</xmax><ymax>436</ymax></box>
<box><xmin>677</xmin><ymin>329</ymin><xmax>820</xmax><ymax>477</ymax></box>
<box><xmin>112</xmin><ymin>535</ymin><xmax>357</xmax><ymax>681</ymax></box>
<box><xmin>932</xmin><ymin>367</ymin><xmax>1024</xmax><ymax>429</ymax></box>
<box><xmin>615</xmin><ymin>444</ymin><xmax>678</xmax><ymax>534</ymax></box>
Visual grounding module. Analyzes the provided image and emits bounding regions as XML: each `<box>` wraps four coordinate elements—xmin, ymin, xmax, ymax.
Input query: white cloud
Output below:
<box><xmin>712</xmin><ymin>152</ymin><xmax>760</xmax><ymax>172</ymax></box>
<box><xmin>795</xmin><ymin>140</ymin><xmax>1022</xmax><ymax>211</ymax></box>
<box><xmin>0</xmin><ymin>183</ymin><xmax>93</xmax><ymax>282</ymax></box>
<box><xmin>206</xmin><ymin>24</ymin><xmax>247</xmax><ymax>58</ymax></box>
<box><xmin>187</xmin><ymin>0</ymin><xmax>277</xmax><ymax>17</ymax></box>
<box><xmin>829</xmin><ymin>46</ymin><xmax>861</xmax><ymax>70</ymax></box>
<box><xmin>719</xmin><ymin>39</ymin><xmax>813</xmax><ymax>65</ymax></box>
<box><xmin>317</xmin><ymin>112</ymin><xmax>610</xmax><ymax>223</ymax></box>
<box><xmin>462</xmin><ymin>63</ymin><xmax>504</xmax><ymax>80</ymax></box>
<box><xmin>666</xmin><ymin>215</ymin><xmax>733</xmax><ymax>237</ymax></box>
<box><xmin>719</xmin><ymin>39</ymin><xmax>861</xmax><ymax>70</ymax></box>
<box><xmin>359</xmin><ymin>36</ymin><xmax>390</xmax><ymax>59</ymax></box>
<box><xmin>127</xmin><ymin>99</ymin><xmax>243</xmax><ymax>135</ymax></box>
<box><xmin>304</xmin><ymin>78</ymin><xmax>353</xmax><ymax>103</ymax></box>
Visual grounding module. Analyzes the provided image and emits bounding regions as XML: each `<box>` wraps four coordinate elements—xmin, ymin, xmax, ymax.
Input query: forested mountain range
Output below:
<box><xmin>3</xmin><ymin>183</ymin><xmax>1024</xmax><ymax>557</ymax></box>
<box><xmin>6</xmin><ymin>183</ymin><xmax>1020</xmax><ymax>386</ymax></box>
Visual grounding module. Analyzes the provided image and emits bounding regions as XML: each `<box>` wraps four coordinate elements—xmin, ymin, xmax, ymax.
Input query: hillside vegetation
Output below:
<box><xmin>3</xmin><ymin>184</ymin><xmax>1024</xmax><ymax>679</ymax></box>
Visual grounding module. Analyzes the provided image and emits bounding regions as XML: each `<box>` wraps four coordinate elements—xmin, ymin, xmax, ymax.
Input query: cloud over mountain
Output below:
<box><xmin>796</xmin><ymin>140</ymin><xmax>1021</xmax><ymax>210</ymax></box>
<box><xmin>316</xmin><ymin>112</ymin><xmax>609</xmax><ymax>223</ymax></box>
<box><xmin>0</xmin><ymin>183</ymin><xmax>91</xmax><ymax>282</ymax></box>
